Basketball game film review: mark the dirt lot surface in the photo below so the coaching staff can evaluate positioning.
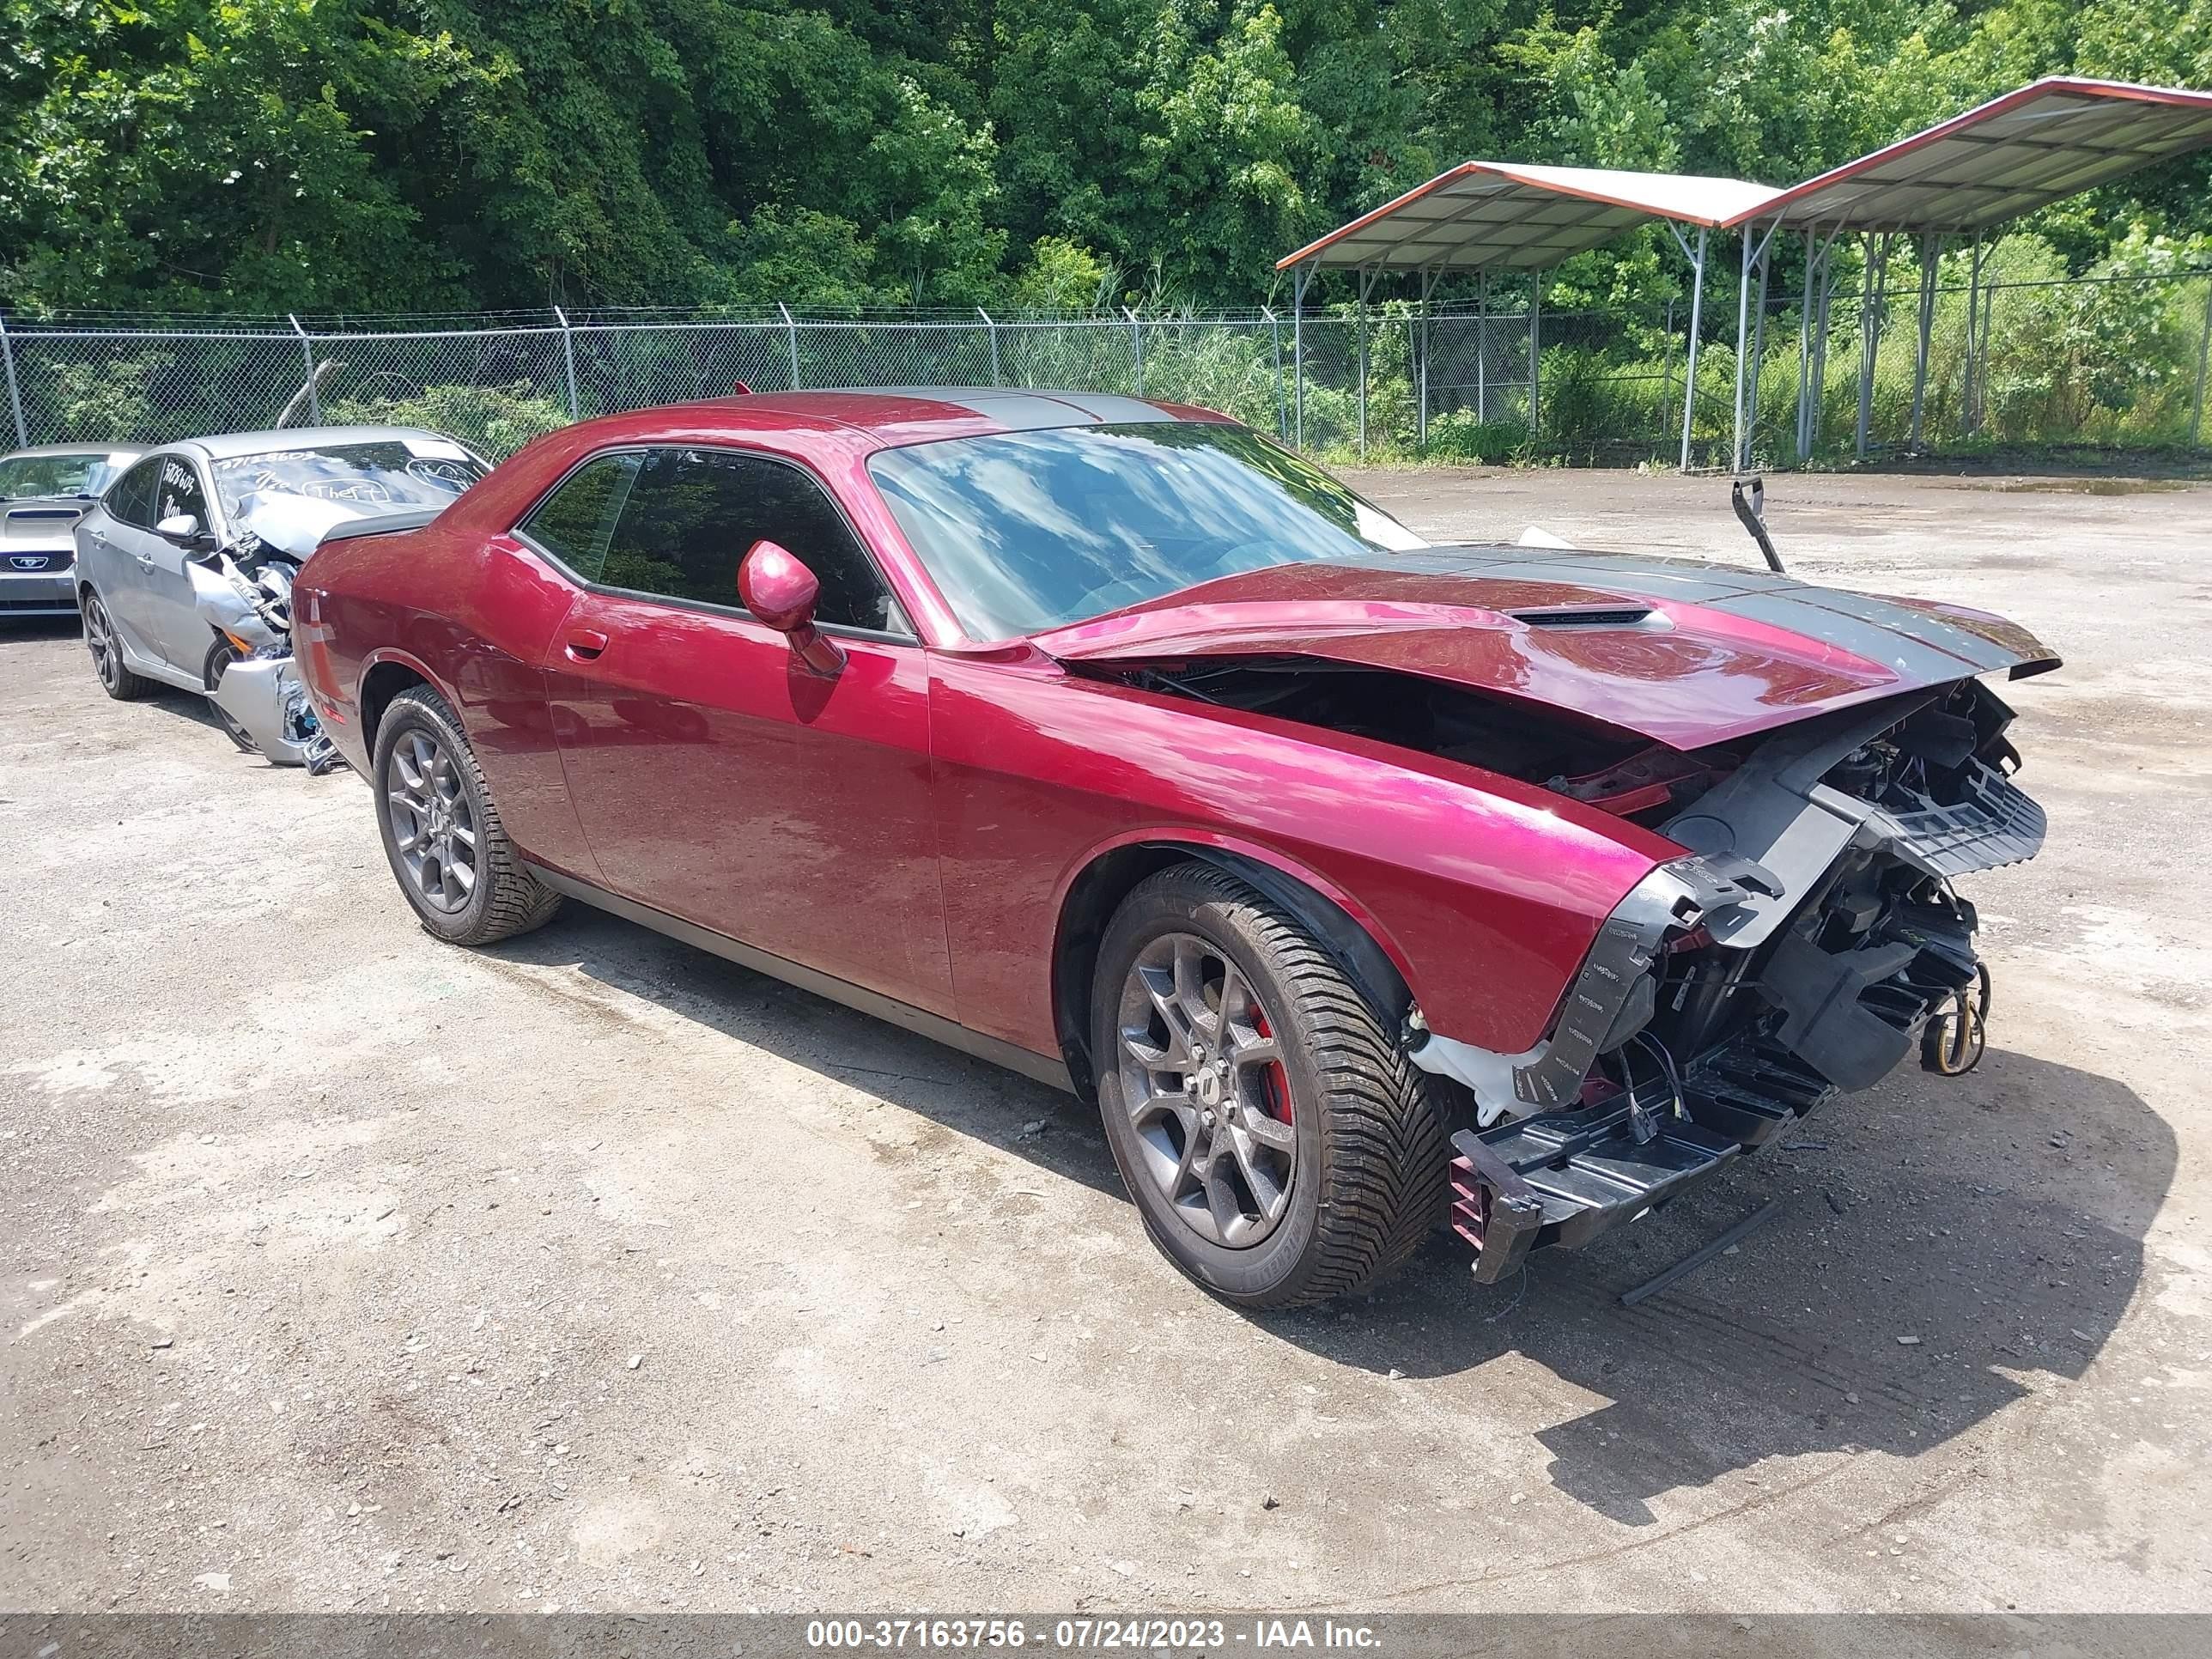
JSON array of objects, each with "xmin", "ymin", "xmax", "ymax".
[{"xmin": 3, "ymin": 469, "xmax": 2209, "ymax": 1615}]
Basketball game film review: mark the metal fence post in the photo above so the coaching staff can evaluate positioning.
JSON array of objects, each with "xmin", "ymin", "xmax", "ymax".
[
  {"xmin": 553, "ymin": 306, "xmax": 580, "ymax": 421},
  {"xmin": 779, "ymin": 304, "xmax": 801, "ymax": 390},
  {"xmin": 0, "ymin": 313, "xmax": 27, "ymax": 448},
  {"xmin": 289, "ymin": 313, "xmax": 321, "ymax": 426},
  {"xmin": 979, "ymin": 308, "xmax": 1000, "ymax": 386},
  {"xmin": 1267, "ymin": 307, "xmax": 1285, "ymax": 439},
  {"xmin": 1125, "ymin": 307, "xmax": 1143, "ymax": 395}
]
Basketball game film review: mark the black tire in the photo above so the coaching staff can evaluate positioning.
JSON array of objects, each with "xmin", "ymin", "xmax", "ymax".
[
  {"xmin": 203, "ymin": 641, "xmax": 258, "ymax": 753},
  {"xmin": 82, "ymin": 588, "xmax": 155, "ymax": 701},
  {"xmin": 1091, "ymin": 861, "xmax": 1449, "ymax": 1309},
  {"xmin": 372, "ymin": 685, "xmax": 562, "ymax": 945}
]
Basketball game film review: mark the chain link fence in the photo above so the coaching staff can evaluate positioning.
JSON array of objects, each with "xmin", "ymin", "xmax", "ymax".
[{"xmin": 3, "ymin": 273, "xmax": 2206, "ymax": 467}]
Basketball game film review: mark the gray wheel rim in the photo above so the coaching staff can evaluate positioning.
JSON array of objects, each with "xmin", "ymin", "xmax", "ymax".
[
  {"xmin": 1115, "ymin": 932, "xmax": 1297, "ymax": 1249},
  {"xmin": 84, "ymin": 595, "xmax": 119, "ymax": 691},
  {"xmin": 385, "ymin": 728, "xmax": 479, "ymax": 915}
]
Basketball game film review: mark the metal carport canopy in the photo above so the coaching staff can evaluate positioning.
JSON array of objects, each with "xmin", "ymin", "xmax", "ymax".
[
  {"xmin": 1731, "ymin": 77, "xmax": 2212, "ymax": 233},
  {"xmin": 1273, "ymin": 164, "xmax": 1781, "ymax": 462},
  {"xmin": 1275, "ymin": 162, "xmax": 1782, "ymax": 272},
  {"xmin": 1729, "ymin": 78, "xmax": 2212, "ymax": 471}
]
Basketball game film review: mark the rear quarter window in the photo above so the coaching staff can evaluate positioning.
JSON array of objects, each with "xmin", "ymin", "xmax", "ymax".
[{"xmin": 518, "ymin": 453, "xmax": 640, "ymax": 581}]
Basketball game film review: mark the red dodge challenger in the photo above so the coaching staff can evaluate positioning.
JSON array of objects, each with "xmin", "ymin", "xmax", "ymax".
[{"xmin": 295, "ymin": 389, "xmax": 2057, "ymax": 1306}]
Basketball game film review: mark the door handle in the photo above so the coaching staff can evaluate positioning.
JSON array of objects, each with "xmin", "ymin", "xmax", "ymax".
[{"xmin": 564, "ymin": 628, "xmax": 610, "ymax": 662}]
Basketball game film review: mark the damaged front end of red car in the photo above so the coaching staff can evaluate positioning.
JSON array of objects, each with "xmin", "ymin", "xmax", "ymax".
[
  {"xmin": 1044, "ymin": 554, "xmax": 2056, "ymax": 1284},
  {"xmin": 1419, "ymin": 675, "xmax": 2044, "ymax": 1281}
]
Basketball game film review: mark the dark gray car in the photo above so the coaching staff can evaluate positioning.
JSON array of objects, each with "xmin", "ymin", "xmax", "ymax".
[{"xmin": 0, "ymin": 444, "xmax": 146, "ymax": 617}]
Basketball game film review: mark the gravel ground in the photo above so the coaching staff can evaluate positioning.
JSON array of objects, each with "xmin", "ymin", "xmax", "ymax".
[{"xmin": 3, "ymin": 468, "xmax": 2208, "ymax": 1614}]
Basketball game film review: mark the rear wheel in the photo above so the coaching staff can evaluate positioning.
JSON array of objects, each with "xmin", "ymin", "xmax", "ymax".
[
  {"xmin": 82, "ymin": 590, "xmax": 154, "ymax": 701},
  {"xmin": 1091, "ymin": 862, "xmax": 1448, "ymax": 1309},
  {"xmin": 372, "ymin": 685, "xmax": 562, "ymax": 945}
]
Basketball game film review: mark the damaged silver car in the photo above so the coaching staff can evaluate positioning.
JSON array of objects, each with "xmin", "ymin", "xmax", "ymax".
[{"xmin": 73, "ymin": 427, "xmax": 488, "ymax": 767}]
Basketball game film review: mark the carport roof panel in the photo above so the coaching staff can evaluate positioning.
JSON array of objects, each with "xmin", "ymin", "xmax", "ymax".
[
  {"xmin": 1738, "ymin": 77, "xmax": 2212, "ymax": 232},
  {"xmin": 1276, "ymin": 162, "xmax": 1784, "ymax": 271}
]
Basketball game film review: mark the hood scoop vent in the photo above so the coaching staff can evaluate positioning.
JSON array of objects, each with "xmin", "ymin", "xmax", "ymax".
[{"xmin": 1508, "ymin": 605, "xmax": 1655, "ymax": 629}]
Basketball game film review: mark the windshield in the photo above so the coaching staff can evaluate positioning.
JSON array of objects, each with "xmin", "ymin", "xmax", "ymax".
[
  {"xmin": 0, "ymin": 451, "xmax": 133, "ymax": 501},
  {"xmin": 866, "ymin": 422, "xmax": 1427, "ymax": 640},
  {"xmin": 208, "ymin": 441, "xmax": 486, "ymax": 521}
]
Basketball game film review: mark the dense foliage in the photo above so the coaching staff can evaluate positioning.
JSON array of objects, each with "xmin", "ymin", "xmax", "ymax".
[{"xmin": 3, "ymin": 2, "xmax": 2208, "ymax": 317}]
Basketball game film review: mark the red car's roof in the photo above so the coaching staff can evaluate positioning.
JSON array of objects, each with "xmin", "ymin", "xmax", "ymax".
[{"xmin": 667, "ymin": 387, "xmax": 1229, "ymax": 446}]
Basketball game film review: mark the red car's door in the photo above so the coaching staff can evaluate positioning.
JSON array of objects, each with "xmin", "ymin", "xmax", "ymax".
[{"xmin": 526, "ymin": 444, "xmax": 954, "ymax": 1016}]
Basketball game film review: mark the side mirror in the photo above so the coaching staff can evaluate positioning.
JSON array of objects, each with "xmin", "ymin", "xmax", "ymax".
[
  {"xmin": 155, "ymin": 513, "xmax": 212, "ymax": 551},
  {"xmin": 738, "ymin": 540, "xmax": 846, "ymax": 677}
]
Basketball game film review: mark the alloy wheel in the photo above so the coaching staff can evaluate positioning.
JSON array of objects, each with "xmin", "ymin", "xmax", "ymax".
[
  {"xmin": 1115, "ymin": 932, "xmax": 1298, "ymax": 1248},
  {"xmin": 83, "ymin": 595, "xmax": 119, "ymax": 692},
  {"xmin": 386, "ymin": 728, "xmax": 479, "ymax": 914}
]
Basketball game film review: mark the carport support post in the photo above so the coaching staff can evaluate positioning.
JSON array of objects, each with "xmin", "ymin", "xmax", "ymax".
[
  {"xmin": 1909, "ymin": 233, "xmax": 1941, "ymax": 451},
  {"xmin": 2191, "ymin": 276, "xmax": 2211, "ymax": 447},
  {"xmin": 289, "ymin": 314, "xmax": 320, "ymax": 427},
  {"xmin": 553, "ymin": 307, "xmax": 580, "ymax": 421},
  {"xmin": 1730, "ymin": 220, "xmax": 1778, "ymax": 473},
  {"xmin": 1356, "ymin": 265, "xmax": 1372, "ymax": 460},
  {"xmin": 1671, "ymin": 225, "xmax": 1710, "ymax": 472},
  {"xmin": 779, "ymin": 303, "xmax": 801, "ymax": 390},
  {"xmin": 1747, "ymin": 232, "xmax": 1772, "ymax": 463},
  {"xmin": 1417, "ymin": 265, "xmax": 1442, "ymax": 447},
  {"xmin": 0, "ymin": 313, "xmax": 26, "ymax": 449},
  {"xmin": 1528, "ymin": 271, "xmax": 1542, "ymax": 437},
  {"xmin": 1796, "ymin": 233, "xmax": 1816, "ymax": 459},
  {"xmin": 1291, "ymin": 264, "xmax": 1308, "ymax": 448},
  {"xmin": 1475, "ymin": 270, "xmax": 1489, "ymax": 423},
  {"xmin": 1855, "ymin": 233, "xmax": 1892, "ymax": 461}
]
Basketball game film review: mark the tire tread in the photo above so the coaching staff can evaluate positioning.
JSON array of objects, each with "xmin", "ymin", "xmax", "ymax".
[
  {"xmin": 1104, "ymin": 862, "xmax": 1449, "ymax": 1309},
  {"xmin": 377, "ymin": 687, "xmax": 562, "ymax": 945}
]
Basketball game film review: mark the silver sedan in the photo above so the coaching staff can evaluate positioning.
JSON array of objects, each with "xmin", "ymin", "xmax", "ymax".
[{"xmin": 73, "ymin": 425, "xmax": 487, "ymax": 702}]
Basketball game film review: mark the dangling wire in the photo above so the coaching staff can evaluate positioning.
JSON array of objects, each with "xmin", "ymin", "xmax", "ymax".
[{"xmin": 1631, "ymin": 1031, "xmax": 1688, "ymax": 1121}]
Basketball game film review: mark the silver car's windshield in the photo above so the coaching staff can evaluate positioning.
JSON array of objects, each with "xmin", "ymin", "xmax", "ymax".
[
  {"xmin": 865, "ymin": 422, "xmax": 1426, "ymax": 641},
  {"xmin": 208, "ymin": 441, "xmax": 486, "ymax": 521},
  {"xmin": 0, "ymin": 452, "xmax": 131, "ymax": 500}
]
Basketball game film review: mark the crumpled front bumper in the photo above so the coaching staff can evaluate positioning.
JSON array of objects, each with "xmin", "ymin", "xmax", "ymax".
[{"xmin": 210, "ymin": 654, "xmax": 336, "ymax": 769}]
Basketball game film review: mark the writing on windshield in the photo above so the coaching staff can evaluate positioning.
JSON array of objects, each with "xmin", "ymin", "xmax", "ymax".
[{"xmin": 210, "ymin": 442, "xmax": 484, "ymax": 521}]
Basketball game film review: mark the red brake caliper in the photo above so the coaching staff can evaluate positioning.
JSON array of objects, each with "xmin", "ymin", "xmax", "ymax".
[{"xmin": 1251, "ymin": 1007, "xmax": 1292, "ymax": 1122}]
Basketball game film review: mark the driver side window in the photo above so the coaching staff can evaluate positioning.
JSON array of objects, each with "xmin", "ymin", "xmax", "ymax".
[
  {"xmin": 150, "ymin": 456, "xmax": 210, "ymax": 532},
  {"xmin": 606, "ymin": 447, "xmax": 907, "ymax": 633}
]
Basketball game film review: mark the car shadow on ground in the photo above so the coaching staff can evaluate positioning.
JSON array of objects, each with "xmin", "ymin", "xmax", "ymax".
[
  {"xmin": 488, "ymin": 903, "xmax": 2169, "ymax": 1528},
  {"xmin": 3, "ymin": 614, "xmax": 232, "ymax": 737}
]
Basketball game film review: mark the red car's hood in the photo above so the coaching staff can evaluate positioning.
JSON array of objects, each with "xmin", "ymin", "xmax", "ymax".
[{"xmin": 1029, "ymin": 546, "xmax": 2060, "ymax": 749}]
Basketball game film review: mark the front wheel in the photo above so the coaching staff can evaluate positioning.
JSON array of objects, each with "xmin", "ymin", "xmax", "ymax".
[
  {"xmin": 372, "ymin": 685, "xmax": 562, "ymax": 945},
  {"xmin": 1091, "ymin": 862, "xmax": 1448, "ymax": 1309},
  {"xmin": 204, "ymin": 641, "xmax": 258, "ymax": 753}
]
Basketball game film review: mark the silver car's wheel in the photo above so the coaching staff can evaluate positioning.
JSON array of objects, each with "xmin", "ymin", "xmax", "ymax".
[
  {"xmin": 1116, "ymin": 931, "xmax": 1298, "ymax": 1248},
  {"xmin": 385, "ymin": 727, "xmax": 479, "ymax": 914},
  {"xmin": 82, "ymin": 591, "xmax": 154, "ymax": 701}
]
